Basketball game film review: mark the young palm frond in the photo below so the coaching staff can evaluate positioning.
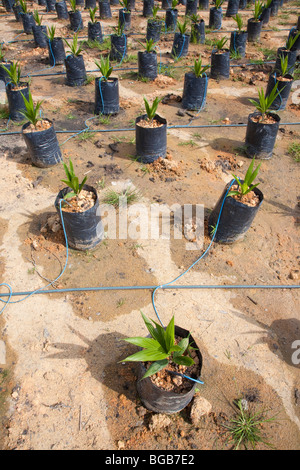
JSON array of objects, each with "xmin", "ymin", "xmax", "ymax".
[{"xmin": 20, "ymin": 90, "xmax": 43, "ymax": 127}]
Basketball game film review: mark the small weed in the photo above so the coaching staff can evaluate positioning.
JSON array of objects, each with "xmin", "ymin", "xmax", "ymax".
[
  {"xmin": 123, "ymin": 53, "xmax": 138, "ymax": 63},
  {"xmin": 27, "ymin": 267, "xmax": 35, "ymax": 275},
  {"xmin": 234, "ymin": 144, "xmax": 248, "ymax": 156},
  {"xmin": 0, "ymin": 106, "xmax": 10, "ymax": 119},
  {"xmin": 138, "ymin": 75, "xmax": 150, "ymax": 83},
  {"xmin": 97, "ymin": 177, "xmax": 106, "ymax": 189},
  {"xmin": 178, "ymin": 139, "xmax": 197, "ymax": 147},
  {"xmin": 287, "ymin": 141, "xmax": 300, "ymax": 162},
  {"xmin": 224, "ymin": 349, "xmax": 231, "ymax": 360},
  {"xmin": 230, "ymin": 49, "xmax": 242, "ymax": 60},
  {"xmin": 98, "ymin": 115, "xmax": 111, "ymax": 125},
  {"xmin": 102, "ymin": 186, "xmax": 140, "ymax": 207},
  {"xmin": 85, "ymin": 74, "xmax": 95, "ymax": 85},
  {"xmin": 259, "ymin": 47, "xmax": 277, "ymax": 60},
  {"xmin": 66, "ymin": 113, "xmax": 76, "ymax": 120},
  {"xmin": 117, "ymin": 298, "xmax": 125, "ymax": 308},
  {"xmin": 84, "ymin": 37, "xmax": 110, "ymax": 51},
  {"xmin": 222, "ymin": 398, "xmax": 279, "ymax": 450},
  {"xmin": 192, "ymin": 132, "xmax": 203, "ymax": 139},
  {"xmin": 76, "ymin": 130, "xmax": 94, "ymax": 141},
  {"xmin": 131, "ymin": 242, "xmax": 144, "ymax": 251}
]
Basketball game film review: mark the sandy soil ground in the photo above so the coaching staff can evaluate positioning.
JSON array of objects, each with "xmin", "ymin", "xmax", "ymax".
[{"xmin": 0, "ymin": 0, "xmax": 299, "ymax": 451}]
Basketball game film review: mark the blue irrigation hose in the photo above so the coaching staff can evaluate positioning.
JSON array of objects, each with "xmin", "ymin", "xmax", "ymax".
[
  {"xmin": 151, "ymin": 180, "xmax": 235, "ymax": 327},
  {"xmin": 0, "ymin": 121, "xmax": 300, "ymax": 136},
  {"xmin": 0, "ymin": 198, "xmax": 69, "ymax": 314}
]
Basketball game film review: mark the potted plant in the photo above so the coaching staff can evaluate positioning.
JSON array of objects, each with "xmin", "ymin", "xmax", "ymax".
[
  {"xmin": 182, "ymin": 56, "xmax": 209, "ymax": 111},
  {"xmin": 64, "ymin": 33, "xmax": 87, "ymax": 86},
  {"xmin": 143, "ymin": 0, "xmax": 154, "ymax": 18},
  {"xmin": 245, "ymin": 84, "xmax": 281, "ymax": 159},
  {"xmin": 1, "ymin": 61, "xmax": 29, "ymax": 121},
  {"xmin": 210, "ymin": 36, "xmax": 230, "ymax": 80},
  {"xmin": 287, "ymin": 25, "xmax": 300, "ymax": 52},
  {"xmin": 88, "ymin": 6, "xmax": 103, "ymax": 42},
  {"xmin": 247, "ymin": 0, "xmax": 264, "ymax": 43},
  {"xmin": 32, "ymin": 10, "xmax": 48, "ymax": 48},
  {"xmin": 94, "ymin": 56, "xmax": 119, "ymax": 115},
  {"xmin": 225, "ymin": 0, "xmax": 239, "ymax": 17},
  {"xmin": 230, "ymin": 14, "xmax": 247, "ymax": 58},
  {"xmin": 135, "ymin": 97, "xmax": 167, "ymax": 163},
  {"xmin": 21, "ymin": 91, "xmax": 62, "ymax": 168},
  {"xmin": 146, "ymin": 5, "xmax": 162, "ymax": 42},
  {"xmin": 19, "ymin": 0, "xmax": 35, "ymax": 34},
  {"xmin": 274, "ymin": 32, "xmax": 299, "ymax": 75},
  {"xmin": 99, "ymin": 0, "xmax": 112, "ymax": 19},
  {"xmin": 13, "ymin": 0, "xmax": 23, "ymax": 22},
  {"xmin": 199, "ymin": 0, "xmax": 209, "ymax": 9},
  {"xmin": 119, "ymin": 0, "xmax": 131, "ymax": 31},
  {"xmin": 69, "ymin": 0, "xmax": 83, "ymax": 31},
  {"xmin": 4, "ymin": 0, "xmax": 14, "ymax": 11},
  {"xmin": 137, "ymin": 38, "xmax": 158, "ymax": 81},
  {"xmin": 165, "ymin": 0, "xmax": 178, "ymax": 31},
  {"xmin": 45, "ymin": 0, "xmax": 56, "ymax": 12},
  {"xmin": 55, "ymin": 159, "xmax": 104, "ymax": 251},
  {"xmin": 269, "ymin": 0, "xmax": 280, "ymax": 17},
  {"xmin": 260, "ymin": 0, "xmax": 272, "ymax": 26},
  {"xmin": 190, "ymin": 14, "xmax": 205, "ymax": 45},
  {"xmin": 185, "ymin": 0, "xmax": 197, "ymax": 17},
  {"xmin": 121, "ymin": 312, "xmax": 203, "ymax": 414},
  {"xmin": 208, "ymin": 0, "xmax": 224, "ymax": 31},
  {"xmin": 85, "ymin": 0, "xmax": 96, "ymax": 7},
  {"xmin": 208, "ymin": 158, "xmax": 263, "ymax": 243},
  {"xmin": 265, "ymin": 55, "xmax": 294, "ymax": 111},
  {"xmin": 127, "ymin": 0, "xmax": 135, "ymax": 9},
  {"xmin": 110, "ymin": 20, "xmax": 127, "ymax": 62},
  {"xmin": 0, "ymin": 45, "xmax": 12, "ymax": 84},
  {"xmin": 46, "ymin": 26, "xmax": 66, "ymax": 66},
  {"xmin": 55, "ymin": 0, "xmax": 69, "ymax": 19},
  {"xmin": 171, "ymin": 19, "xmax": 190, "ymax": 59}
]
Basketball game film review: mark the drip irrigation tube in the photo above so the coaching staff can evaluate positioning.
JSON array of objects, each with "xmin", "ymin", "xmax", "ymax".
[
  {"xmin": 0, "ymin": 283, "xmax": 299, "ymax": 298},
  {"xmin": 20, "ymin": 60, "xmax": 278, "ymax": 78},
  {"xmin": 0, "ymin": 122, "xmax": 299, "ymax": 137}
]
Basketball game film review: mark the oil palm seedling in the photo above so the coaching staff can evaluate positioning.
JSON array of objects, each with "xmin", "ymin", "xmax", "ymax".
[
  {"xmin": 94, "ymin": 56, "xmax": 119, "ymax": 115},
  {"xmin": 55, "ymin": 159, "xmax": 104, "ymax": 251},
  {"xmin": 61, "ymin": 159, "xmax": 87, "ymax": 200},
  {"xmin": 230, "ymin": 14, "xmax": 247, "ymax": 58},
  {"xmin": 171, "ymin": 19, "xmax": 190, "ymax": 59},
  {"xmin": 208, "ymin": 157, "xmax": 264, "ymax": 243},
  {"xmin": 69, "ymin": 0, "xmax": 83, "ymax": 31},
  {"xmin": 209, "ymin": 0, "xmax": 224, "ymax": 30},
  {"xmin": 137, "ymin": 38, "xmax": 158, "ymax": 81},
  {"xmin": 110, "ymin": 20, "xmax": 127, "ymax": 62},
  {"xmin": 265, "ymin": 54, "xmax": 294, "ymax": 110},
  {"xmin": 46, "ymin": 26, "xmax": 66, "ymax": 66},
  {"xmin": 21, "ymin": 91, "xmax": 62, "ymax": 168},
  {"xmin": 135, "ymin": 96, "xmax": 167, "ymax": 163},
  {"xmin": 227, "ymin": 157, "xmax": 261, "ymax": 199},
  {"xmin": 182, "ymin": 56, "xmax": 209, "ymax": 110},
  {"xmin": 245, "ymin": 83, "xmax": 281, "ymax": 159},
  {"xmin": 211, "ymin": 37, "xmax": 230, "ymax": 79},
  {"xmin": 88, "ymin": 7, "xmax": 103, "ymax": 43},
  {"xmin": 247, "ymin": 0, "xmax": 264, "ymax": 42},
  {"xmin": 64, "ymin": 33, "xmax": 87, "ymax": 86},
  {"xmin": 121, "ymin": 312, "xmax": 203, "ymax": 414}
]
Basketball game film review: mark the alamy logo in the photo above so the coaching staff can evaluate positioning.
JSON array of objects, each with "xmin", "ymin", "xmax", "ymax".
[
  {"xmin": 291, "ymin": 80, "xmax": 300, "ymax": 105},
  {"xmin": 291, "ymin": 340, "xmax": 300, "ymax": 366},
  {"xmin": 97, "ymin": 201, "xmax": 205, "ymax": 250}
]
